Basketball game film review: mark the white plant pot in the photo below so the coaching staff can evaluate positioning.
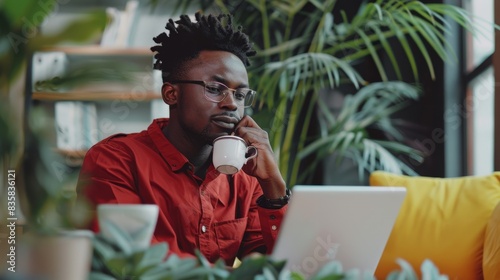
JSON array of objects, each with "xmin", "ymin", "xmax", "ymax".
[{"xmin": 20, "ymin": 230, "xmax": 93, "ymax": 280}]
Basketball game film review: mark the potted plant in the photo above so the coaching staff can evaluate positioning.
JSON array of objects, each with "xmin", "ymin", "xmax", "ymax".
[{"xmin": 89, "ymin": 220, "xmax": 449, "ymax": 280}]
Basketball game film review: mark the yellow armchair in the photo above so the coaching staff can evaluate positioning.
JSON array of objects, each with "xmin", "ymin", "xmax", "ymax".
[{"xmin": 369, "ymin": 171, "xmax": 500, "ymax": 279}]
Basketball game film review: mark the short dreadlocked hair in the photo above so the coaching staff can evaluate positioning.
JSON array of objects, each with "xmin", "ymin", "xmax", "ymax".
[{"xmin": 151, "ymin": 12, "xmax": 256, "ymax": 82}]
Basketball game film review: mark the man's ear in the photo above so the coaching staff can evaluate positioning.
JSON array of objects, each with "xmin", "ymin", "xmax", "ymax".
[{"xmin": 161, "ymin": 83, "xmax": 178, "ymax": 105}]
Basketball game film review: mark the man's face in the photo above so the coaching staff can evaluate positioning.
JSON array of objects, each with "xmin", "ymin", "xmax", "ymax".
[{"xmin": 172, "ymin": 50, "xmax": 249, "ymax": 143}]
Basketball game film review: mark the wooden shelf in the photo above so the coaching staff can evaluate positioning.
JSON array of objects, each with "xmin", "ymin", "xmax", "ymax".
[
  {"xmin": 32, "ymin": 91, "xmax": 161, "ymax": 101},
  {"xmin": 39, "ymin": 45, "xmax": 153, "ymax": 56}
]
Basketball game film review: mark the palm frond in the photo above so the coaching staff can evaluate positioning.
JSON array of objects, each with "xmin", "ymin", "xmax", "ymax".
[
  {"xmin": 262, "ymin": 53, "xmax": 364, "ymax": 100},
  {"xmin": 321, "ymin": 0, "xmax": 476, "ymax": 81},
  {"xmin": 335, "ymin": 81, "xmax": 420, "ymax": 125},
  {"xmin": 297, "ymin": 81, "xmax": 422, "ymax": 179}
]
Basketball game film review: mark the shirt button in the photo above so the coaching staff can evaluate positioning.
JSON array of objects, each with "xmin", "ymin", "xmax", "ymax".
[
  {"xmin": 270, "ymin": 215, "xmax": 276, "ymax": 220},
  {"xmin": 271, "ymin": 225, "xmax": 277, "ymax": 231},
  {"xmin": 201, "ymin": 225, "xmax": 207, "ymax": 233}
]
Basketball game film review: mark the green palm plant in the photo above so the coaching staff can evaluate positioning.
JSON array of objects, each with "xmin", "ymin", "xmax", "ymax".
[
  {"xmin": 171, "ymin": 0, "xmax": 484, "ymax": 185},
  {"xmin": 298, "ymin": 81, "xmax": 424, "ymax": 182}
]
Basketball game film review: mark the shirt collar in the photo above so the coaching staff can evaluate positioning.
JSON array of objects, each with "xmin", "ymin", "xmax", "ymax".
[
  {"xmin": 147, "ymin": 118, "xmax": 189, "ymax": 172},
  {"xmin": 147, "ymin": 119, "xmax": 223, "ymax": 178}
]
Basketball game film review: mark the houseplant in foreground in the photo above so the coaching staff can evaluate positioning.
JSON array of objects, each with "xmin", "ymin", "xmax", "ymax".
[
  {"xmin": 0, "ymin": 1, "xmax": 138, "ymax": 278},
  {"xmin": 89, "ymin": 220, "xmax": 448, "ymax": 280}
]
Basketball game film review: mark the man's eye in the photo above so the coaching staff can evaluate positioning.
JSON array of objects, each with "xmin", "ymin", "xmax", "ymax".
[
  {"xmin": 206, "ymin": 84, "xmax": 225, "ymax": 95},
  {"xmin": 234, "ymin": 91, "xmax": 246, "ymax": 100}
]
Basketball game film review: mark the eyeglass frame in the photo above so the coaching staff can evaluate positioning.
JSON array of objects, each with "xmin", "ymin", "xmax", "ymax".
[{"xmin": 166, "ymin": 80, "xmax": 257, "ymax": 108}]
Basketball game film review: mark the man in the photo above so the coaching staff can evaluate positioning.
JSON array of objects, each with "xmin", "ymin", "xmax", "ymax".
[{"xmin": 77, "ymin": 12, "xmax": 290, "ymax": 266}]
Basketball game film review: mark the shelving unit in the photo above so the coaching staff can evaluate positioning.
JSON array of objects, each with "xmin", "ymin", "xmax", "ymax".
[
  {"xmin": 23, "ymin": 0, "xmax": 183, "ymax": 172},
  {"xmin": 27, "ymin": 46, "xmax": 168, "ymax": 166}
]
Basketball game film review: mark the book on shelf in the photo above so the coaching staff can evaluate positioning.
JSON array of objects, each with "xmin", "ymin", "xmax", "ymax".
[
  {"xmin": 55, "ymin": 101, "xmax": 98, "ymax": 151},
  {"xmin": 101, "ymin": 0, "xmax": 139, "ymax": 47},
  {"xmin": 100, "ymin": 7, "xmax": 121, "ymax": 47}
]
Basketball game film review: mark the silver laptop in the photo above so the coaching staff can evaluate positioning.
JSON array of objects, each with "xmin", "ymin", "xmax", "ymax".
[{"xmin": 271, "ymin": 185, "xmax": 406, "ymax": 278}]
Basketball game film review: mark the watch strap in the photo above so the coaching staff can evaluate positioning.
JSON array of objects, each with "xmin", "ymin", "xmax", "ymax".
[{"xmin": 257, "ymin": 188, "xmax": 292, "ymax": 209}]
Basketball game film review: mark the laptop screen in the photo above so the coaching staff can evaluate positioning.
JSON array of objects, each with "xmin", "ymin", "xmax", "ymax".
[{"xmin": 270, "ymin": 185, "xmax": 406, "ymax": 278}]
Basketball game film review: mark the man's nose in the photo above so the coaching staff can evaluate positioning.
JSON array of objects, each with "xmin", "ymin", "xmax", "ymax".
[{"xmin": 218, "ymin": 90, "xmax": 239, "ymax": 109}]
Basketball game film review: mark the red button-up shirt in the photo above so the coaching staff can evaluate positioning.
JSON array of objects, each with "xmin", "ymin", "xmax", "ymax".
[{"xmin": 78, "ymin": 118, "xmax": 287, "ymax": 265}]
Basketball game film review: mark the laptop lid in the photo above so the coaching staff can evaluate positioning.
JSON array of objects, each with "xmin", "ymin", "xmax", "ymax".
[{"xmin": 270, "ymin": 185, "xmax": 406, "ymax": 278}]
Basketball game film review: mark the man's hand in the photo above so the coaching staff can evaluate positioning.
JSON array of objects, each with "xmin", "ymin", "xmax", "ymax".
[{"xmin": 234, "ymin": 115, "xmax": 286, "ymax": 199}]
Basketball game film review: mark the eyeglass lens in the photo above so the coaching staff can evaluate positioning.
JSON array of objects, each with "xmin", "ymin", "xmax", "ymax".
[{"xmin": 204, "ymin": 82, "xmax": 255, "ymax": 107}]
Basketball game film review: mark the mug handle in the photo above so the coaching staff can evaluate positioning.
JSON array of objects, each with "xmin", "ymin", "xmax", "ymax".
[{"xmin": 244, "ymin": 146, "xmax": 258, "ymax": 164}]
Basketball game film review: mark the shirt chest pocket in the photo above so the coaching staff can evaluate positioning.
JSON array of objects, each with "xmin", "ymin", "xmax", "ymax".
[{"xmin": 214, "ymin": 217, "xmax": 248, "ymax": 263}]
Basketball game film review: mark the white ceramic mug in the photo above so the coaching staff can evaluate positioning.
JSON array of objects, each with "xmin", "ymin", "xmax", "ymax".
[
  {"xmin": 213, "ymin": 135, "xmax": 258, "ymax": 174},
  {"xmin": 97, "ymin": 204, "xmax": 159, "ymax": 250}
]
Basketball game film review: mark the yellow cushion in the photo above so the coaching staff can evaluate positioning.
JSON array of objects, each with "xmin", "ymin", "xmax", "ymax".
[
  {"xmin": 484, "ymin": 202, "xmax": 500, "ymax": 280},
  {"xmin": 369, "ymin": 171, "xmax": 500, "ymax": 279}
]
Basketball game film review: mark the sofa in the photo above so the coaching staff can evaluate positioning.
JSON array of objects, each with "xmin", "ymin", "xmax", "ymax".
[{"xmin": 369, "ymin": 171, "xmax": 500, "ymax": 279}]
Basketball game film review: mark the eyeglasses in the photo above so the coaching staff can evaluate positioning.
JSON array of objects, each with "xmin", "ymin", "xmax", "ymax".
[{"xmin": 169, "ymin": 80, "xmax": 256, "ymax": 108}]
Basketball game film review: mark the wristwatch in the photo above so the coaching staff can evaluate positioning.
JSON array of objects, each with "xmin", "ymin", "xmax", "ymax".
[{"xmin": 257, "ymin": 188, "xmax": 292, "ymax": 209}]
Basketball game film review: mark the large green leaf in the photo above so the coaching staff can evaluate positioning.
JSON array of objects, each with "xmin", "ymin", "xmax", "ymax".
[
  {"xmin": 133, "ymin": 243, "xmax": 169, "ymax": 275},
  {"xmin": 99, "ymin": 219, "xmax": 134, "ymax": 255},
  {"xmin": 3, "ymin": 0, "xmax": 54, "ymax": 28}
]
